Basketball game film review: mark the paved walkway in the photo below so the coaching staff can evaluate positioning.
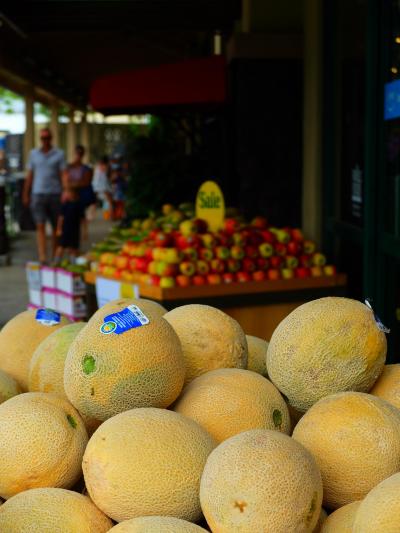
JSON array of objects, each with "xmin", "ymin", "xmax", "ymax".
[{"xmin": 0, "ymin": 212, "xmax": 111, "ymax": 326}]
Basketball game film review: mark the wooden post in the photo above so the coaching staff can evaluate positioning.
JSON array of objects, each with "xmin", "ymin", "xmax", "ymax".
[
  {"xmin": 66, "ymin": 108, "xmax": 77, "ymax": 162},
  {"xmin": 23, "ymin": 92, "xmax": 35, "ymax": 167},
  {"xmin": 302, "ymin": 0, "xmax": 322, "ymax": 243}
]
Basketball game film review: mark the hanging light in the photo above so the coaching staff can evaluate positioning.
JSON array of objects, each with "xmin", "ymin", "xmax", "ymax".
[{"xmin": 391, "ymin": 67, "xmax": 398, "ymax": 74}]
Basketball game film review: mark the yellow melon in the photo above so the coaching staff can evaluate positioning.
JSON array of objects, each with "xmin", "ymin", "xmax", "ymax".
[
  {"xmin": 200, "ymin": 429, "xmax": 323, "ymax": 533},
  {"xmin": 173, "ymin": 368, "xmax": 290, "ymax": 443},
  {"xmin": 313, "ymin": 508, "xmax": 328, "ymax": 532},
  {"xmin": 64, "ymin": 300, "xmax": 185, "ymax": 421},
  {"xmin": 246, "ymin": 334, "xmax": 268, "ymax": 376},
  {"xmin": 370, "ymin": 364, "xmax": 400, "ymax": 409},
  {"xmin": 102, "ymin": 297, "xmax": 167, "ymax": 319},
  {"xmin": 0, "ymin": 309, "xmax": 69, "ymax": 390},
  {"xmin": 292, "ymin": 391, "xmax": 400, "ymax": 509},
  {"xmin": 0, "ymin": 369, "xmax": 20, "ymax": 404},
  {"xmin": 109, "ymin": 516, "xmax": 208, "ymax": 532},
  {"xmin": 164, "ymin": 304, "xmax": 247, "ymax": 384},
  {"xmin": 0, "ymin": 487, "xmax": 112, "ymax": 532},
  {"xmin": 352, "ymin": 472, "xmax": 400, "ymax": 532},
  {"xmin": 83, "ymin": 407, "xmax": 215, "ymax": 523},
  {"xmin": 0, "ymin": 392, "xmax": 88, "ymax": 499},
  {"xmin": 29, "ymin": 322, "xmax": 86, "ymax": 395},
  {"xmin": 266, "ymin": 297, "xmax": 387, "ymax": 412},
  {"xmin": 320, "ymin": 501, "xmax": 361, "ymax": 533}
]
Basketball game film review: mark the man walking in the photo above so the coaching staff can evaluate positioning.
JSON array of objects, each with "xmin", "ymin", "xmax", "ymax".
[{"xmin": 23, "ymin": 127, "xmax": 65, "ymax": 263}]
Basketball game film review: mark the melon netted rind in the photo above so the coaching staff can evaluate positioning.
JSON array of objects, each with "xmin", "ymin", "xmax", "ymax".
[
  {"xmin": 164, "ymin": 304, "xmax": 248, "ymax": 385},
  {"xmin": 0, "ymin": 309, "xmax": 69, "ymax": 390},
  {"xmin": 245, "ymin": 334, "xmax": 268, "ymax": 376},
  {"xmin": 0, "ymin": 369, "xmax": 21, "ymax": 404},
  {"xmin": 0, "ymin": 487, "xmax": 112, "ymax": 532},
  {"xmin": 266, "ymin": 297, "xmax": 387, "ymax": 412},
  {"xmin": 292, "ymin": 391, "xmax": 400, "ymax": 509},
  {"xmin": 0, "ymin": 392, "xmax": 88, "ymax": 499},
  {"xmin": 83, "ymin": 407, "xmax": 216, "ymax": 523},
  {"xmin": 200, "ymin": 429, "xmax": 323, "ymax": 533},
  {"xmin": 313, "ymin": 508, "xmax": 328, "ymax": 533},
  {"xmin": 173, "ymin": 368, "xmax": 290, "ymax": 443},
  {"xmin": 29, "ymin": 322, "xmax": 86, "ymax": 395},
  {"xmin": 370, "ymin": 364, "xmax": 400, "ymax": 409},
  {"xmin": 320, "ymin": 501, "xmax": 361, "ymax": 533},
  {"xmin": 352, "ymin": 472, "xmax": 400, "ymax": 533},
  {"xmin": 64, "ymin": 300, "xmax": 185, "ymax": 421},
  {"xmin": 109, "ymin": 516, "xmax": 208, "ymax": 532}
]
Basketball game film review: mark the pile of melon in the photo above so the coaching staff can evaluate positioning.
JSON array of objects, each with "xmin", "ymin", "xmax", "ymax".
[{"xmin": 0, "ymin": 295, "xmax": 398, "ymax": 532}]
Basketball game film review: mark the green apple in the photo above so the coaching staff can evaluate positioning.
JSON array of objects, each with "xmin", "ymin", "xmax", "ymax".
[
  {"xmin": 160, "ymin": 276, "xmax": 176, "ymax": 288},
  {"xmin": 258, "ymin": 243, "xmax": 274, "ymax": 258}
]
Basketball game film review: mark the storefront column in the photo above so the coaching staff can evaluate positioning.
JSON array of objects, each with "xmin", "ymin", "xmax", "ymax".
[
  {"xmin": 23, "ymin": 92, "xmax": 35, "ymax": 166},
  {"xmin": 81, "ymin": 112, "xmax": 91, "ymax": 162},
  {"xmin": 302, "ymin": 0, "xmax": 322, "ymax": 243},
  {"xmin": 66, "ymin": 108, "xmax": 77, "ymax": 162},
  {"xmin": 50, "ymin": 100, "xmax": 59, "ymax": 147}
]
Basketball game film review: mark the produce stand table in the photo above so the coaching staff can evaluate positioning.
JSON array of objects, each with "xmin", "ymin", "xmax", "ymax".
[{"xmin": 84, "ymin": 272, "xmax": 347, "ymax": 340}]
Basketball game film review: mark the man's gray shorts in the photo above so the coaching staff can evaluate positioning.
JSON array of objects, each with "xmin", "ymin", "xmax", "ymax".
[{"xmin": 30, "ymin": 194, "xmax": 61, "ymax": 227}]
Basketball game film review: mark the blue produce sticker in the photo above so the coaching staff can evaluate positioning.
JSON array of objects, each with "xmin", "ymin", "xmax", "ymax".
[
  {"xmin": 100, "ymin": 304, "xmax": 149, "ymax": 335},
  {"xmin": 35, "ymin": 308, "xmax": 61, "ymax": 326}
]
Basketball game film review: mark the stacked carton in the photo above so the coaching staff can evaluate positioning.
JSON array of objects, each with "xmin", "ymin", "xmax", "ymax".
[{"xmin": 26, "ymin": 263, "xmax": 87, "ymax": 321}]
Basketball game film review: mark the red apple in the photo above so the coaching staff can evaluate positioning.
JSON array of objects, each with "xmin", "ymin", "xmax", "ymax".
[
  {"xmin": 147, "ymin": 274, "xmax": 160, "ymax": 286},
  {"xmin": 256, "ymin": 257, "xmax": 269, "ymax": 270},
  {"xmin": 154, "ymin": 231, "xmax": 173, "ymax": 247},
  {"xmin": 207, "ymin": 273, "xmax": 222, "ymax": 285},
  {"xmin": 303, "ymin": 240, "xmax": 316, "ymax": 254},
  {"xmin": 286, "ymin": 255, "xmax": 299, "ymax": 269},
  {"xmin": 269, "ymin": 256, "xmax": 283, "ymax": 268},
  {"xmin": 274, "ymin": 242, "xmax": 287, "ymax": 257},
  {"xmin": 251, "ymin": 216, "xmax": 268, "ymax": 229},
  {"xmin": 224, "ymin": 218, "xmax": 240, "ymax": 234},
  {"xmin": 260, "ymin": 230, "xmax": 276, "ymax": 243},
  {"xmin": 135, "ymin": 257, "xmax": 150, "ymax": 273},
  {"xmin": 287, "ymin": 240, "xmax": 302, "ymax": 256},
  {"xmin": 244, "ymin": 245, "xmax": 259, "ymax": 259},
  {"xmin": 192, "ymin": 218, "xmax": 208, "ymax": 234},
  {"xmin": 179, "ymin": 261, "xmax": 196, "ymax": 276},
  {"xmin": 267, "ymin": 268, "xmax": 281, "ymax": 280},
  {"xmin": 291, "ymin": 228, "xmax": 304, "ymax": 242},
  {"xmin": 196, "ymin": 260, "xmax": 210, "ymax": 275},
  {"xmin": 310, "ymin": 266, "xmax": 323, "ymax": 277},
  {"xmin": 215, "ymin": 246, "xmax": 230, "ymax": 260},
  {"xmin": 156, "ymin": 262, "xmax": 178, "ymax": 277},
  {"xmin": 299, "ymin": 254, "xmax": 312, "ymax": 267},
  {"xmin": 311, "ymin": 252, "xmax": 326, "ymax": 266},
  {"xmin": 210, "ymin": 258, "xmax": 225, "ymax": 273},
  {"xmin": 217, "ymin": 231, "xmax": 232, "ymax": 247},
  {"xmin": 176, "ymin": 274, "xmax": 191, "ymax": 287},
  {"xmin": 193, "ymin": 275, "xmax": 206, "ymax": 285},
  {"xmin": 281, "ymin": 268, "xmax": 294, "ymax": 279},
  {"xmin": 259, "ymin": 243, "xmax": 274, "ymax": 258},
  {"xmin": 199, "ymin": 248, "xmax": 214, "ymax": 261},
  {"xmin": 295, "ymin": 267, "xmax": 311, "ymax": 278},
  {"xmin": 252, "ymin": 270, "xmax": 266, "ymax": 281},
  {"xmin": 115, "ymin": 255, "xmax": 129, "ymax": 270},
  {"xmin": 231, "ymin": 245, "xmax": 245, "ymax": 260},
  {"xmin": 227, "ymin": 258, "xmax": 241, "ymax": 272},
  {"xmin": 242, "ymin": 257, "xmax": 256, "ymax": 273},
  {"xmin": 222, "ymin": 272, "xmax": 236, "ymax": 284},
  {"xmin": 323, "ymin": 265, "xmax": 337, "ymax": 276},
  {"xmin": 237, "ymin": 271, "xmax": 251, "ymax": 283}
]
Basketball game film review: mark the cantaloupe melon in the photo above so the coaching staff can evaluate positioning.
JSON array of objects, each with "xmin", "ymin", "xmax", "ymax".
[
  {"xmin": 0, "ymin": 369, "xmax": 20, "ymax": 404},
  {"xmin": 266, "ymin": 297, "xmax": 387, "ymax": 412},
  {"xmin": 28, "ymin": 322, "xmax": 100, "ymax": 435},
  {"xmin": 0, "ymin": 487, "xmax": 112, "ymax": 532},
  {"xmin": 83, "ymin": 407, "xmax": 215, "ymax": 523},
  {"xmin": 370, "ymin": 364, "xmax": 400, "ymax": 409},
  {"xmin": 109, "ymin": 516, "xmax": 208, "ymax": 532},
  {"xmin": 292, "ymin": 391, "xmax": 400, "ymax": 509},
  {"xmin": 173, "ymin": 368, "xmax": 290, "ymax": 443},
  {"xmin": 29, "ymin": 322, "xmax": 85, "ymax": 395},
  {"xmin": 246, "ymin": 335, "xmax": 268, "ymax": 376},
  {"xmin": 200, "ymin": 429, "xmax": 323, "ymax": 533},
  {"xmin": 320, "ymin": 501, "xmax": 361, "ymax": 533},
  {"xmin": 103, "ymin": 297, "xmax": 167, "ymax": 319},
  {"xmin": 64, "ymin": 300, "xmax": 185, "ymax": 421},
  {"xmin": 352, "ymin": 472, "xmax": 400, "ymax": 532},
  {"xmin": 313, "ymin": 508, "xmax": 328, "ymax": 532},
  {"xmin": 164, "ymin": 304, "xmax": 247, "ymax": 384},
  {"xmin": 0, "ymin": 309, "xmax": 69, "ymax": 390},
  {"xmin": 0, "ymin": 392, "xmax": 88, "ymax": 499}
]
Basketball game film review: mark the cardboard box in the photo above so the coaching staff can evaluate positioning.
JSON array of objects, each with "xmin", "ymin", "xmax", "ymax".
[
  {"xmin": 56, "ymin": 291, "xmax": 87, "ymax": 318},
  {"xmin": 42, "ymin": 288, "xmax": 57, "ymax": 310},
  {"xmin": 26, "ymin": 262, "xmax": 42, "ymax": 290},
  {"xmin": 28, "ymin": 288, "xmax": 42, "ymax": 307},
  {"xmin": 41, "ymin": 266, "xmax": 57, "ymax": 289},
  {"xmin": 56, "ymin": 269, "xmax": 86, "ymax": 295}
]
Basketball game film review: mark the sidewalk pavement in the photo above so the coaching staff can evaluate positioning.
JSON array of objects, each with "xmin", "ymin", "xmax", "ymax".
[{"xmin": 0, "ymin": 212, "xmax": 111, "ymax": 327}]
